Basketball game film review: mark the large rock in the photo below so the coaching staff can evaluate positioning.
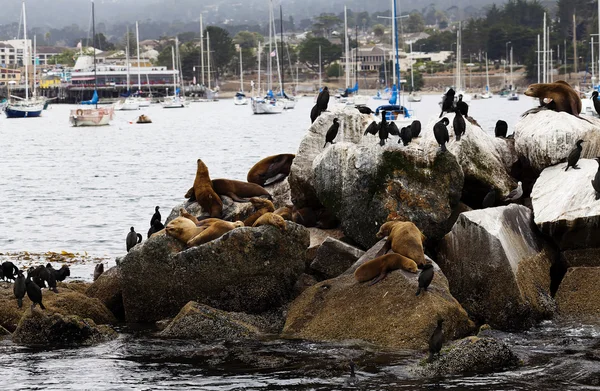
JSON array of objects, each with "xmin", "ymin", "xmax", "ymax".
[
  {"xmin": 0, "ymin": 283, "xmax": 116, "ymax": 332},
  {"xmin": 119, "ymin": 223, "xmax": 309, "ymax": 323},
  {"xmin": 309, "ymin": 237, "xmax": 364, "ymax": 279},
  {"xmin": 417, "ymin": 336, "xmax": 520, "ymax": 377},
  {"xmin": 289, "ymin": 108, "xmax": 373, "ymax": 208},
  {"xmin": 305, "ymin": 227, "xmax": 346, "ymax": 262},
  {"xmin": 531, "ymin": 159, "xmax": 600, "ymax": 250},
  {"xmin": 86, "ymin": 266, "xmax": 124, "ymax": 320},
  {"xmin": 160, "ymin": 301, "xmax": 260, "ymax": 340},
  {"xmin": 313, "ymin": 142, "xmax": 463, "ymax": 248},
  {"xmin": 12, "ymin": 309, "xmax": 117, "ymax": 346},
  {"xmin": 422, "ymin": 113, "xmax": 517, "ymax": 202},
  {"xmin": 560, "ymin": 248, "xmax": 600, "ymax": 268},
  {"xmin": 282, "ymin": 264, "xmax": 474, "ymax": 350},
  {"xmin": 555, "ymin": 267, "xmax": 600, "ymax": 322},
  {"xmin": 514, "ymin": 110, "xmax": 600, "ymax": 173},
  {"xmin": 437, "ymin": 205, "xmax": 555, "ymax": 330}
]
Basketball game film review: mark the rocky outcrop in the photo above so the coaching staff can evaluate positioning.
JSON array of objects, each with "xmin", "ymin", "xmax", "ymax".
[
  {"xmin": 417, "ymin": 336, "xmax": 520, "ymax": 377},
  {"xmin": 12, "ymin": 309, "xmax": 117, "ymax": 346},
  {"xmin": 560, "ymin": 248, "xmax": 600, "ymax": 268},
  {"xmin": 309, "ymin": 237, "xmax": 364, "ymax": 279},
  {"xmin": 555, "ymin": 267, "xmax": 600, "ymax": 322},
  {"xmin": 437, "ymin": 205, "xmax": 555, "ymax": 330},
  {"xmin": 160, "ymin": 301, "xmax": 261, "ymax": 340},
  {"xmin": 0, "ymin": 283, "xmax": 116, "ymax": 332},
  {"xmin": 423, "ymin": 113, "xmax": 517, "ymax": 202},
  {"xmin": 514, "ymin": 110, "xmax": 600, "ymax": 173},
  {"xmin": 86, "ymin": 266, "xmax": 124, "ymax": 320},
  {"xmin": 313, "ymin": 143, "xmax": 463, "ymax": 248},
  {"xmin": 305, "ymin": 227, "xmax": 345, "ymax": 262},
  {"xmin": 119, "ymin": 223, "xmax": 309, "ymax": 323},
  {"xmin": 282, "ymin": 263, "xmax": 474, "ymax": 350},
  {"xmin": 289, "ymin": 108, "xmax": 373, "ymax": 208},
  {"xmin": 531, "ymin": 159, "xmax": 600, "ymax": 250}
]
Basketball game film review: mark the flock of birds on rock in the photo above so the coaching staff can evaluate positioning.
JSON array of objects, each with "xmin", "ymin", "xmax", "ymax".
[
  {"xmin": 126, "ymin": 206, "xmax": 165, "ymax": 252},
  {"xmin": 1, "ymin": 261, "xmax": 71, "ymax": 310}
]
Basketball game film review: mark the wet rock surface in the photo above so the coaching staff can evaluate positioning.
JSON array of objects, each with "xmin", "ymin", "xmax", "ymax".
[
  {"xmin": 86, "ymin": 266, "xmax": 124, "ymax": 320},
  {"xmin": 309, "ymin": 237, "xmax": 364, "ymax": 279}
]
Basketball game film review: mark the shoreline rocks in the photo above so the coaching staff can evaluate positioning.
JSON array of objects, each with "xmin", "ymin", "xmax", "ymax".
[{"xmin": 555, "ymin": 267, "xmax": 600, "ymax": 322}]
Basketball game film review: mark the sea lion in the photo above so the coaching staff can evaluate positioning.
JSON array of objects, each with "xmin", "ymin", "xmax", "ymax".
[
  {"xmin": 252, "ymin": 212, "xmax": 287, "ymax": 230},
  {"xmin": 274, "ymin": 205, "xmax": 294, "ymax": 221},
  {"xmin": 565, "ymin": 140, "xmax": 585, "ymax": 171},
  {"xmin": 453, "ymin": 109, "xmax": 466, "ymax": 141},
  {"xmin": 13, "ymin": 271, "xmax": 25, "ymax": 308},
  {"xmin": 1, "ymin": 261, "xmax": 19, "ymax": 282},
  {"xmin": 376, "ymin": 221, "xmax": 426, "ymax": 267},
  {"xmin": 126, "ymin": 227, "xmax": 142, "ymax": 252},
  {"xmin": 428, "ymin": 319, "xmax": 444, "ymax": 363},
  {"xmin": 292, "ymin": 207, "xmax": 318, "ymax": 227},
  {"xmin": 523, "ymin": 81, "xmax": 591, "ymax": 122},
  {"xmin": 211, "ymin": 179, "xmax": 271, "ymax": 202},
  {"xmin": 440, "ymin": 88, "xmax": 455, "ymax": 117},
  {"xmin": 136, "ymin": 114, "xmax": 152, "ymax": 124},
  {"xmin": 592, "ymin": 157, "xmax": 600, "ymax": 200},
  {"xmin": 179, "ymin": 207, "xmax": 201, "ymax": 225},
  {"xmin": 324, "ymin": 118, "xmax": 340, "ymax": 147},
  {"xmin": 434, "ymin": 118, "xmax": 450, "ymax": 152},
  {"xmin": 416, "ymin": 263, "xmax": 434, "ymax": 296},
  {"xmin": 94, "ymin": 263, "xmax": 104, "ymax": 281},
  {"xmin": 243, "ymin": 197, "xmax": 275, "ymax": 226},
  {"xmin": 185, "ymin": 159, "xmax": 223, "ymax": 217},
  {"xmin": 495, "ymin": 120, "xmax": 508, "ymax": 138},
  {"xmin": 25, "ymin": 276, "xmax": 45, "ymax": 310},
  {"xmin": 186, "ymin": 220, "xmax": 244, "ymax": 247},
  {"xmin": 166, "ymin": 216, "xmax": 243, "ymax": 247},
  {"xmin": 354, "ymin": 253, "xmax": 419, "ymax": 285},
  {"xmin": 247, "ymin": 154, "xmax": 295, "ymax": 187}
]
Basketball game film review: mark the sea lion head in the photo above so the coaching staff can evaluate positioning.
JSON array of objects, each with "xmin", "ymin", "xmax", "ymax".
[
  {"xmin": 166, "ymin": 217, "xmax": 197, "ymax": 241},
  {"xmin": 233, "ymin": 221, "xmax": 245, "ymax": 228},
  {"xmin": 270, "ymin": 213, "xmax": 287, "ymax": 231},
  {"xmin": 523, "ymin": 84, "xmax": 540, "ymax": 97},
  {"xmin": 376, "ymin": 221, "xmax": 397, "ymax": 239},
  {"xmin": 249, "ymin": 197, "xmax": 272, "ymax": 209}
]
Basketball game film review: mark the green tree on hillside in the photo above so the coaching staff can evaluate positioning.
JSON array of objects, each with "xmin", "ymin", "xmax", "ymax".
[{"xmin": 298, "ymin": 37, "xmax": 342, "ymax": 72}]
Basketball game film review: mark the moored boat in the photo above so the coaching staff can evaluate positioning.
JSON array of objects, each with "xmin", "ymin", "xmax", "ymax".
[
  {"xmin": 234, "ymin": 92, "xmax": 248, "ymax": 105},
  {"xmin": 251, "ymin": 97, "xmax": 284, "ymax": 114}
]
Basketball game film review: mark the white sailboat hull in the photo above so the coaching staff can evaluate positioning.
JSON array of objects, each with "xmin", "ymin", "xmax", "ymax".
[
  {"xmin": 407, "ymin": 92, "xmax": 422, "ymax": 102},
  {"xmin": 162, "ymin": 96, "xmax": 189, "ymax": 108},
  {"xmin": 282, "ymin": 97, "xmax": 297, "ymax": 109},
  {"xmin": 115, "ymin": 98, "xmax": 140, "ymax": 111},
  {"xmin": 69, "ymin": 106, "xmax": 114, "ymax": 127},
  {"xmin": 234, "ymin": 96, "xmax": 248, "ymax": 105},
  {"xmin": 251, "ymin": 98, "xmax": 284, "ymax": 114}
]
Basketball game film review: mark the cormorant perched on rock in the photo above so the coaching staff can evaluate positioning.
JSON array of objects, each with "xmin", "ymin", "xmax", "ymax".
[
  {"xmin": 434, "ymin": 118, "xmax": 450, "ymax": 152},
  {"xmin": 482, "ymin": 189, "xmax": 496, "ymax": 208},
  {"xmin": 310, "ymin": 104, "xmax": 320, "ymax": 123},
  {"xmin": 410, "ymin": 120, "xmax": 422, "ymax": 138},
  {"xmin": 399, "ymin": 126, "xmax": 412, "ymax": 146},
  {"xmin": 53, "ymin": 265, "xmax": 70, "ymax": 282},
  {"xmin": 416, "ymin": 264, "xmax": 434, "ymax": 296},
  {"xmin": 378, "ymin": 111, "xmax": 389, "ymax": 146},
  {"xmin": 592, "ymin": 158, "xmax": 600, "ymax": 200},
  {"xmin": 25, "ymin": 276, "xmax": 45, "ymax": 310},
  {"xmin": 565, "ymin": 140, "xmax": 585, "ymax": 171},
  {"xmin": 310, "ymin": 86, "xmax": 330, "ymax": 123},
  {"xmin": 148, "ymin": 219, "xmax": 165, "ymax": 238},
  {"xmin": 1, "ymin": 261, "xmax": 19, "ymax": 282},
  {"xmin": 324, "ymin": 118, "xmax": 340, "ymax": 147},
  {"xmin": 151, "ymin": 206, "xmax": 161, "ymax": 226},
  {"xmin": 364, "ymin": 120, "xmax": 378, "ymax": 136},
  {"xmin": 495, "ymin": 120, "xmax": 508, "ymax": 138},
  {"xmin": 456, "ymin": 94, "xmax": 469, "ymax": 116},
  {"xmin": 126, "ymin": 227, "xmax": 142, "ymax": 252},
  {"xmin": 439, "ymin": 88, "xmax": 455, "ymax": 118},
  {"xmin": 453, "ymin": 108, "xmax": 466, "ymax": 141},
  {"xmin": 94, "ymin": 263, "xmax": 104, "ymax": 281},
  {"xmin": 13, "ymin": 271, "xmax": 25, "ymax": 308},
  {"xmin": 355, "ymin": 105, "xmax": 373, "ymax": 115},
  {"xmin": 428, "ymin": 319, "xmax": 444, "ymax": 363},
  {"xmin": 504, "ymin": 181, "xmax": 523, "ymax": 203},
  {"xmin": 387, "ymin": 121, "xmax": 400, "ymax": 137},
  {"xmin": 44, "ymin": 263, "xmax": 58, "ymax": 293},
  {"xmin": 591, "ymin": 91, "xmax": 600, "ymax": 116}
]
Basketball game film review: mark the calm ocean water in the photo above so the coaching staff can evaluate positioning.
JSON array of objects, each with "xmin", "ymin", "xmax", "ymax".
[{"xmin": 1, "ymin": 95, "xmax": 599, "ymax": 390}]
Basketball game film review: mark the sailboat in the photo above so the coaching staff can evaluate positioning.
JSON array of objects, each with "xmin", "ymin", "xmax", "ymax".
[
  {"xmin": 407, "ymin": 42, "xmax": 422, "ymax": 102},
  {"xmin": 480, "ymin": 54, "xmax": 492, "ymax": 99},
  {"xmin": 115, "ymin": 27, "xmax": 140, "ymax": 111},
  {"xmin": 507, "ymin": 46, "xmax": 519, "ymax": 101},
  {"xmin": 134, "ymin": 21, "xmax": 151, "ymax": 107},
  {"xmin": 234, "ymin": 44, "xmax": 248, "ymax": 105},
  {"xmin": 454, "ymin": 24, "xmax": 472, "ymax": 102},
  {"xmin": 278, "ymin": 5, "xmax": 296, "ymax": 109},
  {"xmin": 69, "ymin": 1, "xmax": 114, "ymax": 126},
  {"xmin": 5, "ymin": 2, "xmax": 44, "ymax": 118},
  {"xmin": 162, "ymin": 39, "xmax": 189, "ymax": 108}
]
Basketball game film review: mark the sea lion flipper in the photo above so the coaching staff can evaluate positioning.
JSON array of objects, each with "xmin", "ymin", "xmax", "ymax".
[
  {"xmin": 226, "ymin": 192, "xmax": 251, "ymax": 203},
  {"xmin": 369, "ymin": 271, "xmax": 388, "ymax": 285},
  {"xmin": 185, "ymin": 187, "xmax": 195, "ymax": 200},
  {"xmin": 263, "ymin": 173, "xmax": 287, "ymax": 187}
]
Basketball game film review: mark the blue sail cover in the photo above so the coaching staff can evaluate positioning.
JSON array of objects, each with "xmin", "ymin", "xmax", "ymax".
[
  {"xmin": 266, "ymin": 90, "xmax": 274, "ymax": 99},
  {"xmin": 388, "ymin": 85, "xmax": 398, "ymax": 105},
  {"xmin": 81, "ymin": 90, "xmax": 99, "ymax": 105},
  {"xmin": 120, "ymin": 90, "xmax": 131, "ymax": 98}
]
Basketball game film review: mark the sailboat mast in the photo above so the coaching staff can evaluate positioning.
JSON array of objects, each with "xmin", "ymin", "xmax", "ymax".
[
  {"xmin": 393, "ymin": 0, "xmax": 400, "ymax": 92},
  {"xmin": 280, "ymin": 5, "xmax": 284, "ymax": 94},
  {"xmin": 92, "ymin": 0, "xmax": 97, "ymax": 107},
  {"xmin": 33, "ymin": 35, "xmax": 36, "ymax": 97},
  {"xmin": 271, "ymin": 11, "xmax": 283, "ymax": 93},
  {"xmin": 318, "ymin": 45, "xmax": 322, "ymax": 89},
  {"xmin": 344, "ymin": 6, "xmax": 349, "ymax": 88},
  {"xmin": 23, "ymin": 1, "xmax": 29, "ymax": 100},
  {"xmin": 486, "ymin": 53, "xmax": 490, "ymax": 91},
  {"xmin": 410, "ymin": 41, "xmax": 414, "ymax": 91},
  {"xmin": 354, "ymin": 25, "xmax": 358, "ymax": 87},
  {"xmin": 268, "ymin": 0, "xmax": 272, "ymax": 91},
  {"xmin": 257, "ymin": 43, "xmax": 261, "ymax": 96},
  {"xmin": 136, "ymin": 21, "xmax": 141, "ymax": 92},
  {"xmin": 239, "ymin": 47, "xmax": 243, "ymax": 91},
  {"xmin": 171, "ymin": 46, "xmax": 176, "ymax": 95},
  {"xmin": 207, "ymin": 31, "xmax": 211, "ymax": 90},
  {"xmin": 200, "ymin": 15, "xmax": 205, "ymax": 86},
  {"xmin": 126, "ymin": 26, "xmax": 130, "ymax": 92}
]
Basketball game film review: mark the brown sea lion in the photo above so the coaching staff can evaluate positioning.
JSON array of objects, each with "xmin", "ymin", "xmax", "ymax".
[
  {"xmin": 523, "ymin": 81, "xmax": 591, "ymax": 123},
  {"xmin": 354, "ymin": 253, "xmax": 419, "ymax": 285},
  {"xmin": 211, "ymin": 179, "xmax": 272, "ymax": 202},
  {"xmin": 166, "ymin": 217, "xmax": 204, "ymax": 244},
  {"xmin": 179, "ymin": 208, "xmax": 201, "ymax": 225},
  {"xmin": 166, "ymin": 217, "xmax": 244, "ymax": 247},
  {"xmin": 243, "ymin": 197, "xmax": 275, "ymax": 226},
  {"xmin": 185, "ymin": 159, "xmax": 223, "ymax": 217},
  {"xmin": 274, "ymin": 205, "xmax": 294, "ymax": 221},
  {"xmin": 247, "ymin": 154, "xmax": 296, "ymax": 186},
  {"xmin": 376, "ymin": 221, "xmax": 426, "ymax": 268},
  {"xmin": 292, "ymin": 207, "xmax": 318, "ymax": 227},
  {"xmin": 252, "ymin": 212, "xmax": 287, "ymax": 230}
]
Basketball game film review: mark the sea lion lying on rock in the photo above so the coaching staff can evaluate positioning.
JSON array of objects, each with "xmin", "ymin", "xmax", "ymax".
[
  {"xmin": 523, "ymin": 81, "xmax": 591, "ymax": 123},
  {"xmin": 243, "ymin": 197, "xmax": 275, "ymax": 226},
  {"xmin": 355, "ymin": 253, "xmax": 419, "ymax": 285},
  {"xmin": 166, "ymin": 216, "xmax": 244, "ymax": 248},
  {"xmin": 252, "ymin": 212, "xmax": 287, "ymax": 230},
  {"xmin": 211, "ymin": 179, "xmax": 272, "ymax": 202},
  {"xmin": 247, "ymin": 154, "xmax": 295, "ymax": 186},
  {"xmin": 185, "ymin": 159, "xmax": 223, "ymax": 217}
]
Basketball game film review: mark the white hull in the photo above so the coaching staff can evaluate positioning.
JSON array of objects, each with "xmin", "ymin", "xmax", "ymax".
[
  {"xmin": 479, "ymin": 91, "xmax": 492, "ymax": 99},
  {"xmin": 136, "ymin": 97, "xmax": 151, "ymax": 107},
  {"xmin": 234, "ymin": 96, "xmax": 248, "ymax": 105},
  {"xmin": 282, "ymin": 98, "xmax": 297, "ymax": 109},
  {"xmin": 162, "ymin": 96, "xmax": 189, "ymax": 108},
  {"xmin": 251, "ymin": 98, "xmax": 284, "ymax": 114},
  {"xmin": 69, "ymin": 106, "xmax": 114, "ymax": 127},
  {"xmin": 352, "ymin": 95, "xmax": 369, "ymax": 106},
  {"xmin": 507, "ymin": 93, "xmax": 520, "ymax": 101},
  {"xmin": 115, "ymin": 98, "xmax": 140, "ymax": 111},
  {"xmin": 407, "ymin": 93, "xmax": 422, "ymax": 102}
]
